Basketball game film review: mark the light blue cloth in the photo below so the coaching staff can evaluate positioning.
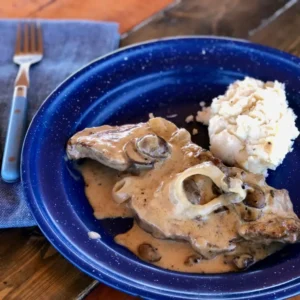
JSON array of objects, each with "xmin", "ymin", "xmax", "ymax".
[{"xmin": 0, "ymin": 19, "xmax": 119, "ymax": 228}]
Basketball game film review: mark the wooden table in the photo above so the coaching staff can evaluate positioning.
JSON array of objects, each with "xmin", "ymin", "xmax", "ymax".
[{"xmin": 1, "ymin": 0, "xmax": 300, "ymax": 299}]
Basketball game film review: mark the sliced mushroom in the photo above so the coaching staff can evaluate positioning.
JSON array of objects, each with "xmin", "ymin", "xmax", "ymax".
[
  {"xmin": 244, "ymin": 184, "xmax": 266, "ymax": 209},
  {"xmin": 184, "ymin": 254, "xmax": 204, "ymax": 266},
  {"xmin": 233, "ymin": 254, "xmax": 254, "ymax": 269},
  {"xmin": 183, "ymin": 174, "xmax": 221, "ymax": 205},
  {"xmin": 136, "ymin": 134, "xmax": 170, "ymax": 160},
  {"xmin": 123, "ymin": 134, "xmax": 170, "ymax": 168},
  {"xmin": 123, "ymin": 140, "xmax": 154, "ymax": 166},
  {"xmin": 138, "ymin": 243, "xmax": 161, "ymax": 262}
]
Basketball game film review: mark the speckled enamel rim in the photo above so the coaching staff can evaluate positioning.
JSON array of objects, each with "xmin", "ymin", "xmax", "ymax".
[{"xmin": 22, "ymin": 37, "xmax": 300, "ymax": 299}]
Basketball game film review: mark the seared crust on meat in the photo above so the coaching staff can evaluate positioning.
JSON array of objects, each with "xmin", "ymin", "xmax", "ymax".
[
  {"xmin": 239, "ymin": 217, "xmax": 300, "ymax": 244},
  {"xmin": 67, "ymin": 117, "xmax": 300, "ymax": 270}
]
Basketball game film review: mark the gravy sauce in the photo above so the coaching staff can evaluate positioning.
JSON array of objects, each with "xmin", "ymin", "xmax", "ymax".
[
  {"xmin": 80, "ymin": 160, "xmax": 133, "ymax": 219},
  {"xmin": 76, "ymin": 118, "xmax": 288, "ymax": 273},
  {"xmin": 81, "ymin": 159, "xmax": 281, "ymax": 273},
  {"xmin": 115, "ymin": 222, "xmax": 233, "ymax": 273}
]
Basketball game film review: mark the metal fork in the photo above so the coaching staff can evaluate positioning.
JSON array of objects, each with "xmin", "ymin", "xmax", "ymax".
[{"xmin": 1, "ymin": 22, "xmax": 43, "ymax": 182}]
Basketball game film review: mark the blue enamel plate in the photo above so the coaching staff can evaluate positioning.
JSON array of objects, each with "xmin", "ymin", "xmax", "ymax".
[{"xmin": 22, "ymin": 37, "xmax": 300, "ymax": 299}]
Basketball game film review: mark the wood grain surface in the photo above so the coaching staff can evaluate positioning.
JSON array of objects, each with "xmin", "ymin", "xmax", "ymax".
[
  {"xmin": 0, "ymin": 228, "xmax": 95, "ymax": 300},
  {"xmin": 1, "ymin": 0, "xmax": 300, "ymax": 299},
  {"xmin": 251, "ymin": 0, "xmax": 300, "ymax": 56},
  {"xmin": 0, "ymin": 0, "xmax": 174, "ymax": 33},
  {"xmin": 122, "ymin": 0, "xmax": 290, "ymax": 45}
]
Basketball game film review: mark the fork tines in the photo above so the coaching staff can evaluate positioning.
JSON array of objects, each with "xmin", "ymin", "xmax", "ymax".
[{"xmin": 15, "ymin": 22, "xmax": 43, "ymax": 55}]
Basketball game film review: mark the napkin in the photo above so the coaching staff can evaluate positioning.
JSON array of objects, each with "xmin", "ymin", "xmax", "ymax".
[{"xmin": 0, "ymin": 19, "xmax": 119, "ymax": 228}]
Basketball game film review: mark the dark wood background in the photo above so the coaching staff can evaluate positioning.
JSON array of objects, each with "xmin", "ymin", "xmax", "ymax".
[{"xmin": 1, "ymin": 0, "xmax": 300, "ymax": 299}]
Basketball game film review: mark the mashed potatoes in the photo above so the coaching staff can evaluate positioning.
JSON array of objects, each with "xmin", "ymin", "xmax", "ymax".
[{"xmin": 199, "ymin": 77, "xmax": 299, "ymax": 175}]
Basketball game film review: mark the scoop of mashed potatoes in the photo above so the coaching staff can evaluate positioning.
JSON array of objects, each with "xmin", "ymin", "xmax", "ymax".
[{"xmin": 198, "ymin": 77, "xmax": 299, "ymax": 175}]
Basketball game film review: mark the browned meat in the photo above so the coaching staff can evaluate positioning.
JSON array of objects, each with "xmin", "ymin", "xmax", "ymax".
[
  {"xmin": 67, "ymin": 117, "xmax": 300, "ymax": 270},
  {"xmin": 239, "ymin": 217, "xmax": 300, "ymax": 244},
  {"xmin": 67, "ymin": 123, "xmax": 172, "ymax": 171}
]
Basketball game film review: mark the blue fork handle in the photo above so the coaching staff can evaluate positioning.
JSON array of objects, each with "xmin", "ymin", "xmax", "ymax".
[{"xmin": 1, "ymin": 86, "xmax": 28, "ymax": 182}]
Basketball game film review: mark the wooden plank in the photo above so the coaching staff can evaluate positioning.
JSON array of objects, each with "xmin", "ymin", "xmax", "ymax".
[
  {"xmin": 0, "ymin": 0, "xmax": 51, "ymax": 17},
  {"xmin": 122, "ymin": 0, "xmax": 290, "ymax": 45},
  {"xmin": 250, "ymin": 1, "xmax": 300, "ymax": 55},
  {"xmin": 0, "ymin": 228, "xmax": 94, "ymax": 300},
  {"xmin": 0, "ymin": 0, "xmax": 174, "ymax": 33},
  {"xmin": 86, "ymin": 284, "xmax": 139, "ymax": 300}
]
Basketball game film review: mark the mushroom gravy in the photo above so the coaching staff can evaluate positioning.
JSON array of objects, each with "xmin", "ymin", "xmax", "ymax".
[
  {"xmin": 115, "ymin": 222, "xmax": 282, "ymax": 273},
  {"xmin": 81, "ymin": 158, "xmax": 282, "ymax": 273},
  {"xmin": 69, "ymin": 118, "xmax": 300, "ymax": 273},
  {"xmin": 81, "ymin": 160, "xmax": 132, "ymax": 219}
]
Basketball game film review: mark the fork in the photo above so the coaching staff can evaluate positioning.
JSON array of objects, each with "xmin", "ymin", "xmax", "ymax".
[{"xmin": 1, "ymin": 22, "xmax": 43, "ymax": 183}]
